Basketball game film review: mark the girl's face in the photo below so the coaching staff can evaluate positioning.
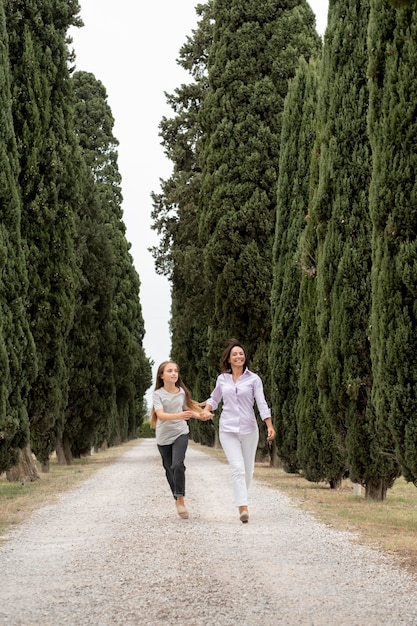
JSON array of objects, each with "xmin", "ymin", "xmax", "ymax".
[
  {"xmin": 229, "ymin": 346, "xmax": 246, "ymax": 368},
  {"xmin": 161, "ymin": 362, "xmax": 179, "ymax": 384}
]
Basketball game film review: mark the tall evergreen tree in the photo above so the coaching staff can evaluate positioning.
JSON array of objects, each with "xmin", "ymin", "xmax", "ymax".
[
  {"xmin": 308, "ymin": 0, "xmax": 395, "ymax": 497},
  {"xmin": 70, "ymin": 71, "xmax": 151, "ymax": 453},
  {"xmin": 270, "ymin": 57, "xmax": 320, "ymax": 473},
  {"xmin": 63, "ymin": 71, "xmax": 119, "ymax": 458},
  {"xmin": 198, "ymin": 0, "xmax": 321, "ymax": 384},
  {"xmin": 368, "ymin": 1, "xmax": 417, "ymax": 489},
  {"xmin": 294, "ymin": 59, "xmax": 343, "ymax": 486},
  {"xmin": 0, "ymin": 0, "xmax": 36, "ymax": 474},
  {"xmin": 5, "ymin": 0, "xmax": 82, "ymax": 471},
  {"xmin": 151, "ymin": 3, "xmax": 215, "ymax": 436},
  {"xmin": 111, "ymin": 243, "xmax": 151, "ymax": 444}
]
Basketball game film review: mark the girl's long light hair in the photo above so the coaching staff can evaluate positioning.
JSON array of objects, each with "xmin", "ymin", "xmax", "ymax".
[{"xmin": 150, "ymin": 361, "xmax": 203, "ymax": 428}]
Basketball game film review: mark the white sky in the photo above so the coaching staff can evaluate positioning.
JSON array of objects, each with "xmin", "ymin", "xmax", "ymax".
[{"xmin": 70, "ymin": 1, "xmax": 329, "ymax": 398}]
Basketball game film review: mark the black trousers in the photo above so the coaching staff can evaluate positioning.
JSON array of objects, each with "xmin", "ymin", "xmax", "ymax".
[{"xmin": 157, "ymin": 433, "xmax": 189, "ymax": 498}]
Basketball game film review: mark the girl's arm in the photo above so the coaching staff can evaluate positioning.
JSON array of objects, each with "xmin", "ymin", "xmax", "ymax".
[{"xmin": 155, "ymin": 408, "xmax": 193, "ymax": 421}]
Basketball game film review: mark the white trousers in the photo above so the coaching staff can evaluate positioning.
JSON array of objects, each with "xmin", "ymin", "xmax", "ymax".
[{"xmin": 219, "ymin": 429, "xmax": 259, "ymax": 507}]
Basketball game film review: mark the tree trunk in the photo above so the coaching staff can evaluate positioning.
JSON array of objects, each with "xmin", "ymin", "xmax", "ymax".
[
  {"xmin": 213, "ymin": 429, "xmax": 221, "ymax": 450},
  {"xmin": 63, "ymin": 434, "xmax": 73, "ymax": 465},
  {"xmin": 268, "ymin": 441, "xmax": 281, "ymax": 468},
  {"xmin": 41, "ymin": 459, "xmax": 50, "ymax": 473},
  {"xmin": 329, "ymin": 477, "xmax": 342, "ymax": 489},
  {"xmin": 56, "ymin": 439, "xmax": 66, "ymax": 465},
  {"xmin": 6, "ymin": 446, "xmax": 40, "ymax": 483},
  {"xmin": 365, "ymin": 479, "xmax": 387, "ymax": 501}
]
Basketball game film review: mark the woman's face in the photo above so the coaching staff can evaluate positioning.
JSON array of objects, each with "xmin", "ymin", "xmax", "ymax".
[{"xmin": 228, "ymin": 346, "xmax": 246, "ymax": 368}]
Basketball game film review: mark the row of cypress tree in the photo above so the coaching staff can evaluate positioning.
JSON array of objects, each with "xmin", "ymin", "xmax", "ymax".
[
  {"xmin": 151, "ymin": 0, "xmax": 417, "ymax": 500},
  {"xmin": 0, "ymin": 0, "xmax": 151, "ymax": 478}
]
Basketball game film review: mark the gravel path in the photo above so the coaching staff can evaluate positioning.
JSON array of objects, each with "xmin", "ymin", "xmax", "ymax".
[{"xmin": 1, "ymin": 439, "xmax": 417, "ymax": 626}]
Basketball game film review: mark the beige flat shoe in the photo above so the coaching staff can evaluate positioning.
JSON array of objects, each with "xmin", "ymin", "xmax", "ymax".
[
  {"xmin": 176, "ymin": 504, "xmax": 189, "ymax": 519},
  {"xmin": 239, "ymin": 510, "xmax": 249, "ymax": 523}
]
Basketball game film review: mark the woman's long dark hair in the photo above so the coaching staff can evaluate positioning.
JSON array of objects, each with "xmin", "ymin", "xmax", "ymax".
[
  {"xmin": 150, "ymin": 361, "xmax": 202, "ymax": 428},
  {"xmin": 219, "ymin": 338, "xmax": 248, "ymax": 373}
]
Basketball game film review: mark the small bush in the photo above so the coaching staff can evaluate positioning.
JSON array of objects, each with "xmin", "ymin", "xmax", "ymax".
[{"xmin": 137, "ymin": 420, "xmax": 155, "ymax": 439}]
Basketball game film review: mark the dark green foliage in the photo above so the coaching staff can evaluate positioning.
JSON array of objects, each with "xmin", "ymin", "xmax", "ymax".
[
  {"xmin": 368, "ymin": 1, "xmax": 417, "ymax": 489},
  {"xmin": 388, "ymin": 0, "xmax": 416, "ymax": 7},
  {"xmin": 198, "ymin": 0, "xmax": 321, "ymax": 381},
  {"xmin": 111, "ymin": 252, "xmax": 151, "ymax": 444},
  {"xmin": 137, "ymin": 420, "xmax": 155, "ymax": 439},
  {"xmin": 301, "ymin": 0, "xmax": 400, "ymax": 498},
  {"xmin": 270, "ymin": 58, "xmax": 320, "ymax": 473},
  {"xmin": 151, "ymin": 3, "xmax": 214, "ymax": 423},
  {"xmin": 63, "ymin": 162, "xmax": 118, "ymax": 458},
  {"xmin": 295, "ymin": 67, "xmax": 344, "ymax": 485},
  {"xmin": 0, "ymin": 0, "xmax": 36, "ymax": 473},
  {"xmin": 5, "ymin": 0, "xmax": 81, "ymax": 469},
  {"xmin": 68, "ymin": 71, "xmax": 151, "ymax": 456},
  {"xmin": 67, "ymin": 71, "xmax": 120, "ymax": 455},
  {"xmin": 311, "ymin": 0, "xmax": 382, "ymax": 492}
]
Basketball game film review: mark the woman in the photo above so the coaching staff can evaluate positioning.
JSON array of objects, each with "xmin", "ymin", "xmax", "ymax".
[
  {"xmin": 200, "ymin": 339, "xmax": 275, "ymax": 523},
  {"xmin": 151, "ymin": 360, "xmax": 208, "ymax": 519}
]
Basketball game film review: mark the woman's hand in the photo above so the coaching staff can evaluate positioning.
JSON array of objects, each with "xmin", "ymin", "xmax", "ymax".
[
  {"xmin": 199, "ymin": 410, "xmax": 213, "ymax": 421},
  {"xmin": 267, "ymin": 426, "xmax": 276, "ymax": 441},
  {"xmin": 264, "ymin": 418, "xmax": 276, "ymax": 441}
]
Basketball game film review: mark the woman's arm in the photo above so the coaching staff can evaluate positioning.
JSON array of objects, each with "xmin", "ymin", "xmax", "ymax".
[
  {"xmin": 252, "ymin": 376, "xmax": 276, "ymax": 440},
  {"xmin": 263, "ymin": 417, "xmax": 276, "ymax": 441},
  {"xmin": 199, "ymin": 376, "xmax": 222, "ymax": 419}
]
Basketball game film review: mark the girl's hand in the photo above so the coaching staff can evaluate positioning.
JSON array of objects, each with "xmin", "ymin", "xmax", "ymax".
[{"xmin": 182, "ymin": 410, "xmax": 193, "ymax": 420}]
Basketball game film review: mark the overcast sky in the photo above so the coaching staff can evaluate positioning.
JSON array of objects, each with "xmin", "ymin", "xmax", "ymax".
[{"xmin": 70, "ymin": 1, "xmax": 329, "ymax": 397}]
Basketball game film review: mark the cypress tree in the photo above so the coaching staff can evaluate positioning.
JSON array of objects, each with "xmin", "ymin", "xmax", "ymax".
[
  {"xmin": 111, "ymin": 247, "xmax": 151, "ymax": 444},
  {"xmin": 64, "ymin": 71, "xmax": 119, "ymax": 458},
  {"xmin": 368, "ymin": 1, "xmax": 417, "ymax": 488},
  {"xmin": 295, "ymin": 59, "xmax": 344, "ymax": 486},
  {"xmin": 0, "ymin": 0, "xmax": 37, "ymax": 474},
  {"xmin": 151, "ymin": 3, "xmax": 215, "ymax": 435},
  {"xmin": 5, "ymin": 0, "xmax": 82, "ymax": 471},
  {"xmin": 270, "ymin": 57, "xmax": 320, "ymax": 473},
  {"xmin": 70, "ymin": 71, "xmax": 151, "ymax": 451},
  {"xmin": 308, "ymin": 0, "xmax": 395, "ymax": 496},
  {"xmin": 198, "ymin": 0, "xmax": 321, "ymax": 381}
]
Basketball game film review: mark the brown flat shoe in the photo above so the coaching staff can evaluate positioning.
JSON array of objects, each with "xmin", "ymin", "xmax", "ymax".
[
  {"xmin": 176, "ymin": 504, "xmax": 189, "ymax": 519},
  {"xmin": 239, "ymin": 510, "xmax": 249, "ymax": 523}
]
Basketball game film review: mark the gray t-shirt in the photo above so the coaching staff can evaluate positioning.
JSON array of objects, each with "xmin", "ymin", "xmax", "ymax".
[{"xmin": 153, "ymin": 387, "xmax": 189, "ymax": 445}]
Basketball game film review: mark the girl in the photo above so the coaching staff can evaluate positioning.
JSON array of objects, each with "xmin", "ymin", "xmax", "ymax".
[{"xmin": 151, "ymin": 361, "xmax": 208, "ymax": 519}]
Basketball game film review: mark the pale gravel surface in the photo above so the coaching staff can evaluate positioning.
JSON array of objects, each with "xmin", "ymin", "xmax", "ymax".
[{"xmin": 1, "ymin": 439, "xmax": 417, "ymax": 626}]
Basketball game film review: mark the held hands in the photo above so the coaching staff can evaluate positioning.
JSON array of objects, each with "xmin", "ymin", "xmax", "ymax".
[
  {"xmin": 199, "ymin": 409, "xmax": 213, "ymax": 421},
  {"xmin": 182, "ymin": 410, "xmax": 213, "ymax": 421}
]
